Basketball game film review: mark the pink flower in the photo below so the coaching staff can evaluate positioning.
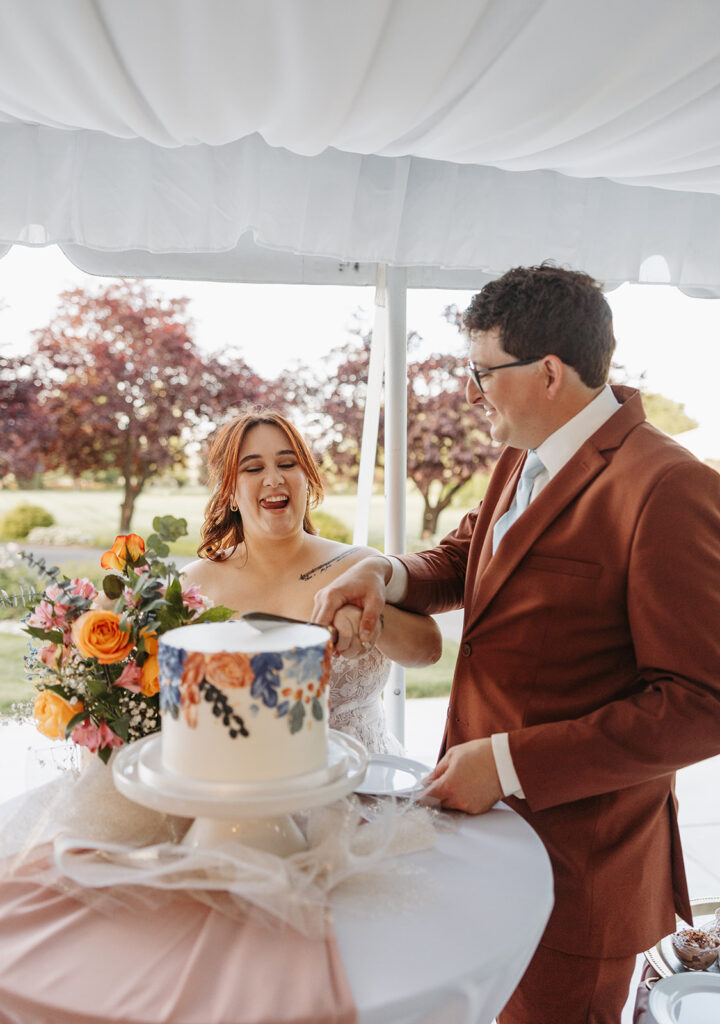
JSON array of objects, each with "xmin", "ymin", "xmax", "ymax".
[
  {"xmin": 122, "ymin": 586, "xmax": 142, "ymax": 609},
  {"xmin": 181, "ymin": 583, "xmax": 208, "ymax": 614},
  {"xmin": 38, "ymin": 643, "xmax": 60, "ymax": 669},
  {"xmin": 98, "ymin": 722, "xmax": 123, "ymax": 750},
  {"xmin": 71, "ymin": 719, "xmax": 102, "ymax": 752},
  {"xmin": 28, "ymin": 600, "xmax": 70, "ymax": 631},
  {"xmin": 71, "ymin": 719, "xmax": 123, "ymax": 753},
  {"xmin": 70, "ymin": 578, "xmax": 97, "ymax": 601},
  {"xmin": 115, "ymin": 661, "xmax": 143, "ymax": 693},
  {"xmin": 45, "ymin": 584, "xmax": 64, "ymax": 602}
]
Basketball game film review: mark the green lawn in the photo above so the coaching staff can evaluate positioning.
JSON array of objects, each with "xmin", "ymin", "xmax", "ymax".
[
  {"xmin": 0, "ymin": 633, "xmax": 34, "ymax": 715},
  {"xmin": 0, "ymin": 485, "xmax": 473, "ymax": 552}
]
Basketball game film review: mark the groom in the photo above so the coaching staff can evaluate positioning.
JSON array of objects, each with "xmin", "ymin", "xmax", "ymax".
[{"xmin": 313, "ymin": 263, "xmax": 720, "ymax": 1023}]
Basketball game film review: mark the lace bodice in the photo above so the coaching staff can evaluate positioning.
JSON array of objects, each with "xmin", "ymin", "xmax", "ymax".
[{"xmin": 329, "ymin": 646, "xmax": 403, "ymax": 755}]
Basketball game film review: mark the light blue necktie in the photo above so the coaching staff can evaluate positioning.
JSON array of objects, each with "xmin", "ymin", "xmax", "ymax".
[{"xmin": 492, "ymin": 450, "xmax": 545, "ymax": 553}]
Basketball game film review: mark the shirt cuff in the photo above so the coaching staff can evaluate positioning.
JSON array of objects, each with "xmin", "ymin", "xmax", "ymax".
[
  {"xmin": 385, "ymin": 556, "xmax": 409, "ymax": 603},
  {"xmin": 490, "ymin": 733, "xmax": 526, "ymax": 799}
]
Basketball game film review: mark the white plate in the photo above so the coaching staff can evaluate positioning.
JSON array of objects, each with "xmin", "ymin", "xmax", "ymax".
[
  {"xmin": 353, "ymin": 754, "xmax": 431, "ymax": 797},
  {"xmin": 648, "ymin": 972, "xmax": 720, "ymax": 1024}
]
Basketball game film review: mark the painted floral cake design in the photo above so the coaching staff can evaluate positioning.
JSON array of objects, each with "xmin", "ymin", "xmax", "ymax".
[{"xmin": 159, "ymin": 641, "xmax": 332, "ymax": 738}]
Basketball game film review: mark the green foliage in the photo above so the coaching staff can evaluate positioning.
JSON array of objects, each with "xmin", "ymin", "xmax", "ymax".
[
  {"xmin": 0, "ymin": 503, "xmax": 55, "ymax": 539},
  {"xmin": 311, "ymin": 509, "xmax": 352, "ymax": 543},
  {"xmin": 642, "ymin": 393, "xmax": 698, "ymax": 436}
]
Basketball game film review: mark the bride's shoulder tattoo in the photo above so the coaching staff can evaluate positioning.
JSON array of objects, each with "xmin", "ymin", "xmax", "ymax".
[{"xmin": 300, "ymin": 547, "xmax": 360, "ymax": 581}]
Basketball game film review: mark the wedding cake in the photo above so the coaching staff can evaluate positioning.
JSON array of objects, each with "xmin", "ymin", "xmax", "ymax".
[{"xmin": 158, "ymin": 621, "xmax": 332, "ymax": 783}]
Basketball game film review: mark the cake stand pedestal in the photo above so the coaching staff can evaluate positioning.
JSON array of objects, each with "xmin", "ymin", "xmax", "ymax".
[{"xmin": 112, "ymin": 730, "xmax": 368, "ymax": 856}]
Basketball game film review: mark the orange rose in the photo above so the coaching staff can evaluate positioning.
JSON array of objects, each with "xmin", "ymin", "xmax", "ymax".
[
  {"xmin": 140, "ymin": 654, "xmax": 159, "ymax": 696},
  {"xmin": 205, "ymin": 652, "xmax": 254, "ymax": 689},
  {"xmin": 34, "ymin": 691, "xmax": 83, "ymax": 739},
  {"xmin": 140, "ymin": 628, "xmax": 158, "ymax": 656},
  {"xmin": 72, "ymin": 610, "xmax": 134, "ymax": 664},
  {"xmin": 100, "ymin": 533, "xmax": 146, "ymax": 571}
]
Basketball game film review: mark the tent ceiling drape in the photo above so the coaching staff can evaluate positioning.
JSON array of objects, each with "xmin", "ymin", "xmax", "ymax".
[{"xmin": 2, "ymin": 0, "xmax": 720, "ymax": 289}]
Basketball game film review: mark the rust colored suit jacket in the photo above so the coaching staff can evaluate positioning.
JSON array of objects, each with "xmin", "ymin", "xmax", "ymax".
[{"xmin": 399, "ymin": 387, "xmax": 720, "ymax": 957}]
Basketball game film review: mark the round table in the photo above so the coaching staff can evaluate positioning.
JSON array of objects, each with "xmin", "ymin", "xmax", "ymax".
[{"xmin": 0, "ymin": 798, "xmax": 552, "ymax": 1024}]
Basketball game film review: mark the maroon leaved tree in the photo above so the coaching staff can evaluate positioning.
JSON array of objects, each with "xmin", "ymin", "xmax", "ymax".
[
  {"xmin": 0, "ymin": 353, "xmax": 56, "ymax": 485},
  {"xmin": 26, "ymin": 280, "xmax": 270, "ymax": 532},
  {"xmin": 314, "ymin": 317, "xmax": 499, "ymax": 538},
  {"xmin": 407, "ymin": 353, "xmax": 497, "ymax": 538}
]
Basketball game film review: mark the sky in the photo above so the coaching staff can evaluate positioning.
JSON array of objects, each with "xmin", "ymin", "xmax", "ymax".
[{"xmin": 2, "ymin": 245, "xmax": 720, "ymax": 441}]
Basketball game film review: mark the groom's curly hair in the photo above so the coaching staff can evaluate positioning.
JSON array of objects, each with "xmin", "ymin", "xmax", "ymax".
[
  {"xmin": 463, "ymin": 262, "xmax": 615, "ymax": 388},
  {"xmin": 198, "ymin": 409, "xmax": 324, "ymax": 561}
]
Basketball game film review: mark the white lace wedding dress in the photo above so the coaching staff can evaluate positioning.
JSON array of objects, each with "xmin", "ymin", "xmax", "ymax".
[{"xmin": 329, "ymin": 646, "xmax": 404, "ymax": 755}]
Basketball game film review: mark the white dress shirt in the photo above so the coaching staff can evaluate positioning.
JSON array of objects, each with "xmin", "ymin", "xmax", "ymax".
[{"xmin": 386, "ymin": 384, "xmax": 620, "ymax": 797}]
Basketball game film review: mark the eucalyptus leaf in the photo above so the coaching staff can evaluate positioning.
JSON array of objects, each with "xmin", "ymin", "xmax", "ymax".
[
  {"xmin": 311, "ymin": 696, "xmax": 324, "ymax": 721},
  {"xmin": 152, "ymin": 515, "xmax": 188, "ymax": 542},
  {"xmin": 103, "ymin": 574, "xmax": 124, "ymax": 599},
  {"xmin": 193, "ymin": 605, "xmax": 236, "ymax": 623}
]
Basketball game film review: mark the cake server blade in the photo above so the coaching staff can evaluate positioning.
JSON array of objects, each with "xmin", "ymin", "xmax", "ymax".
[{"xmin": 242, "ymin": 611, "xmax": 338, "ymax": 643}]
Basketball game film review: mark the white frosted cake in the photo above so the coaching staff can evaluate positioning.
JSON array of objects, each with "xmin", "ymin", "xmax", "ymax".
[{"xmin": 158, "ymin": 621, "xmax": 332, "ymax": 783}]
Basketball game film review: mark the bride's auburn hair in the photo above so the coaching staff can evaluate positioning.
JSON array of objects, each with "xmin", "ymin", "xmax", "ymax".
[{"xmin": 198, "ymin": 410, "xmax": 324, "ymax": 561}]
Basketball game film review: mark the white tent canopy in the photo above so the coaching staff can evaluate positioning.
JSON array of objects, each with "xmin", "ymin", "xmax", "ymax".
[
  {"xmin": 3, "ymin": 0, "xmax": 720, "ymax": 740},
  {"xmin": 2, "ymin": 0, "xmax": 720, "ymax": 291}
]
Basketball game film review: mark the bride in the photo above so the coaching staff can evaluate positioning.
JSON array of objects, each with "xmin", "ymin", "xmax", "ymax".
[{"xmin": 182, "ymin": 410, "xmax": 442, "ymax": 755}]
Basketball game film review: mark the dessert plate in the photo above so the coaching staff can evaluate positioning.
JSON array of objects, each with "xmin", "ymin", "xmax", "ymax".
[
  {"xmin": 648, "ymin": 972, "xmax": 720, "ymax": 1024},
  {"xmin": 354, "ymin": 754, "xmax": 431, "ymax": 797}
]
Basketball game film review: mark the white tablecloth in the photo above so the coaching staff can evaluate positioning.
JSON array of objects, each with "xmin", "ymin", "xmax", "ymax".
[{"xmin": 334, "ymin": 806, "xmax": 553, "ymax": 1024}]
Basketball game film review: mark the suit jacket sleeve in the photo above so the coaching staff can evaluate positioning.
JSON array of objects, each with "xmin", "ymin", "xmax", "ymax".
[
  {"xmin": 396, "ymin": 505, "xmax": 480, "ymax": 613},
  {"xmin": 510, "ymin": 457, "xmax": 720, "ymax": 811}
]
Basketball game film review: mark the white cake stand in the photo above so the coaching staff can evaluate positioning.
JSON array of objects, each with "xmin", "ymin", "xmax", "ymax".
[{"xmin": 112, "ymin": 730, "xmax": 368, "ymax": 856}]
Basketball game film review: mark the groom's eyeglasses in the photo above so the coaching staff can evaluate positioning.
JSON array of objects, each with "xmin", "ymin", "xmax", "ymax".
[{"xmin": 467, "ymin": 356, "xmax": 544, "ymax": 394}]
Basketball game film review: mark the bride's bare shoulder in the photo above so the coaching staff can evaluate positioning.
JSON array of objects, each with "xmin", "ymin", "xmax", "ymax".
[{"xmin": 181, "ymin": 552, "xmax": 238, "ymax": 585}]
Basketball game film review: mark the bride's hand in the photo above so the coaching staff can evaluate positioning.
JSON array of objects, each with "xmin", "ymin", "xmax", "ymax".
[{"xmin": 332, "ymin": 604, "xmax": 382, "ymax": 659}]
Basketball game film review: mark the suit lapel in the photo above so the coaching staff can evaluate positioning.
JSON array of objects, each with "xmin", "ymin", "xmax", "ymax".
[{"xmin": 466, "ymin": 387, "xmax": 646, "ymax": 627}]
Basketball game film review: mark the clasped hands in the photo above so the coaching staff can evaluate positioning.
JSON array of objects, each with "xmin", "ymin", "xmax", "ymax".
[
  {"xmin": 331, "ymin": 604, "xmax": 382, "ymax": 659},
  {"xmin": 312, "ymin": 558, "xmax": 503, "ymax": 815}
]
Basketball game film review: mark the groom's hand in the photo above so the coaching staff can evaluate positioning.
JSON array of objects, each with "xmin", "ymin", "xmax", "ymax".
[
  {"xmin": 420, "ymin": 739, "xmax": 502, "ymax": 815},
  {"xmin": 312, "ymin": 555, "xmax": 391, "ymax": 644}
]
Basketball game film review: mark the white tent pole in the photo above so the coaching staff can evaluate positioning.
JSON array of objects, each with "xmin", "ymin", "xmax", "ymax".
[
  {"xmin": 352, "ymin": 265, "xmax": 386, "ymax": 546},
  {"xmin": 382, "ymin": 264, "xmax": 408, "ymax": 745}
]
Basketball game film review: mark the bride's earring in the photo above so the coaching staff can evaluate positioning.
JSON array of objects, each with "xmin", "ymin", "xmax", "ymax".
[{"xmin": 230, "ymin": 500, "xmax": 238, "ymax": 512}]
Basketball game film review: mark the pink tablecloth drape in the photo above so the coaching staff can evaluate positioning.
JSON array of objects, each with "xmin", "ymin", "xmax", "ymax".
[{"xmin": 0, "ymin": 874, "xmax": 356, "ymax": 1024}]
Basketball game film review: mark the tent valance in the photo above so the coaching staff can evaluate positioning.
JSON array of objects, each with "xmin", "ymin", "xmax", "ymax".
[{"xmin": 2, "ymin": 0, "xmax": 720, "ymax": 288}]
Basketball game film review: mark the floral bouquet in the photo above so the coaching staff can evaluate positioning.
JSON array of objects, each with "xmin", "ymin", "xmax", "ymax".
[{"xmin": 23, "ymin": 515, "xmax": 234, "ymax": 763}]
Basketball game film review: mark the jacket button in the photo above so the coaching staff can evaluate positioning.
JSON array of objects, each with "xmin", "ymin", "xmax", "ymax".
[{"xmin": 461, "ymin": 642, "xmax": 472, "ymax": 657}]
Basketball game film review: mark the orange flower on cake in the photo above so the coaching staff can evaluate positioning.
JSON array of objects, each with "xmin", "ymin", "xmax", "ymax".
[
  {"xmin": 100, "ymin": 533, "xmax": 146, "ymax": 571},
  {"xmin": 205, "ymin": 652, "xmax": 254, "ymax": 689},
  {"xmin": 33, "ymin": 691, "xmax": 84, "ymax": 740},
  {"xmin": 72, "ymin": 610, "xmax": 134, "ymax": 664}
]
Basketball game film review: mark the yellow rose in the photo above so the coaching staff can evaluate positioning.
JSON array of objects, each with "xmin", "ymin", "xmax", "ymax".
[
  {"xmin": 100, "ymin": 533, "xmax": 146, "ymax": 571},
  {"xmin": 140, "ymin": 654, "xmax": 159, "ymax": 696},
  {"xmin": 72, "ymin": 610, "xmax": 134, "ymax": 664},
  {"xmin": 34, "ymin": 691, "xmax": 83, "ymax": 740}
]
